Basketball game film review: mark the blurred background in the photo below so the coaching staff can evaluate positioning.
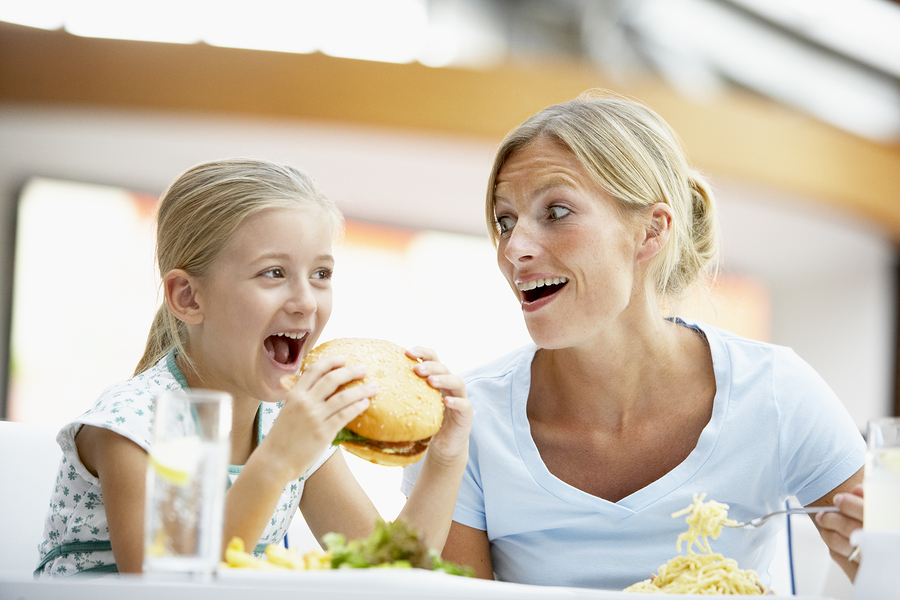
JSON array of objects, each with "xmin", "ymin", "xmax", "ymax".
[{"xmin": 0, "ymin": 1, "xmax": 898, "ymax": 594}]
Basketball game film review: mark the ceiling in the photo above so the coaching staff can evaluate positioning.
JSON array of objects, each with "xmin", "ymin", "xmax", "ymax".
[
  {"xmin": 450, "ymin": 0, "xmax": 900, "ymax": 143},
  {"xmin": 2, "ymin": 0, "xmax": 898, "ymax": 143}
]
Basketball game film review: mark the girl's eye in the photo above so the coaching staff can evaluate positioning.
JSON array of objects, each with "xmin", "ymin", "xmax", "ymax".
[
  {"xmin": 262, "ymin": 267, "xmax": 285, "ymax": 279},
  {"xmin": 312, "ymin": 267, "xmax": 333, "ymax": 281},
  {"xmin": 548, "ymin": 205, "xmax": 570, "ymax": 220},
  {"xmin": 496, "ymin": 215, "xmax": 516, "ymax": 234}
]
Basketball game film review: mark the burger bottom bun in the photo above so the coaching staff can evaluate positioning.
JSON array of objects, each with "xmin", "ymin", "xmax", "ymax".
[{"xmin": 341, "ymin": 442, "xmax": 426, "ymax": 468}]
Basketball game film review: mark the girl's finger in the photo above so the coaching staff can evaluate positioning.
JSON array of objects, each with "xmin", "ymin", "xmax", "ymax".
[
  {"xmin": 406, "ymin": 346, "xmax": 439, "ymax": 363},
  {"xmin": 425, "ymin": 373, "xmax": 467, "ymax": 397},
  {"xmin": 412, "ymin": 360, "xmax": 449, "ymax": 378},
  {"xmin": 329, "ymin": 396, "xmax": 371, "ymax": 429},
  {"xmin": 281, "ymin": 354, "xmax": 348, "ymax": 392},
  {"xmin": 323, "ymin": 383, "xmax": 378, "ymax": 420},
  {"xmin": 304, "ymin": 364, "xmax": 368, "ymax": 400}
]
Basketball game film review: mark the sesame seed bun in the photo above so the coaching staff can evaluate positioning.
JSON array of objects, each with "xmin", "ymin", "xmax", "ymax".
[{"xmin": 300, "ymin": 338, "xmax": 443, "ymax": 465}]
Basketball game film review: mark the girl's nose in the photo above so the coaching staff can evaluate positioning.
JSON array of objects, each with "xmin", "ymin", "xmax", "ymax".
[{"xmin": 286, "ymin": 281, "xmax": 317, "ymax": 315}]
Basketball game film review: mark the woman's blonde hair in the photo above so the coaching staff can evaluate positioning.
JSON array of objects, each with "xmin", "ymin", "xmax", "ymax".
[
  {"xmin": 485, "ymin": 90, "xmax": 719, "ymax": 303},
  {"xmin": 134, "ymin": 158, "xmax": 344, "ymax": 375}
]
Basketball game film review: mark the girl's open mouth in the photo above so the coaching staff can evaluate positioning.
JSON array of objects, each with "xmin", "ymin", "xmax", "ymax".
[
  {"xmin": 519, "ymin": 277, "xmax": 568, "ymax": 304},
  {"xmin": 264, "ymin": 332, "xmax": 306, "ymax": 366}
]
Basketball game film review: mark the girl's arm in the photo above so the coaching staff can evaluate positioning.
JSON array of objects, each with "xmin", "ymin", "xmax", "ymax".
[
  {"xmin": 221, "ymin": 356, "xmax": 374, "ymax": 552},
  {"xmin": 298, "ymin": 450, "xmax": 380, "ymax": 544},
  {"xmin": 394, "ymin": 347, "xmax": 473, "ymax": 551},
  {"xmin": 75, "ymin": 425, "xmax": 147, "ymax": 573}
]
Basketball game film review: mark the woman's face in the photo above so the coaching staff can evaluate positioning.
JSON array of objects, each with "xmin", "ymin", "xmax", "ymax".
[
  {"xmin": 187, "ymin": 205, "xmax": 334, "ymax": 403},
  {"xmin": 493, "ymin": 138, "xmax": 645, "ymax": 349}
]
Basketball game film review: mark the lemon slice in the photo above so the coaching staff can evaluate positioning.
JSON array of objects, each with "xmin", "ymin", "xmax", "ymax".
[
  {"xmin": 880, "ymin": 447, "xmax": 900, "ymax": 478},
  {"xmin": 148, "ymin": 435, "xmax": 202, "ymax": 486}
]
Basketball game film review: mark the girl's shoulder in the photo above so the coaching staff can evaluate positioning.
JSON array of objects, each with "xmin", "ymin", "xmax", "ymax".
[{"xmin": 64, "ymin": 355, "xmax": 184, "ymax": 452}]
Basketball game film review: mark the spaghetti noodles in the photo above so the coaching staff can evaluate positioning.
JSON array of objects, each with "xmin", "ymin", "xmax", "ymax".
[{"xmin": 624, "ymin": 493, "xmax": 769, "ymax": 595}]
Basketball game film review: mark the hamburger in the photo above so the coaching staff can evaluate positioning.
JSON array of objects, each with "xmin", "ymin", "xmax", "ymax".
[{"xmin": 292, "ymin": 338, "xmax": 444, "ymax": 467}]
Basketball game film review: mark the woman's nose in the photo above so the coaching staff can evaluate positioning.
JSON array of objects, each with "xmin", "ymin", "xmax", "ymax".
[{"xmin": 503, "ymin": 221, "xmax": 538, "ymax": 263}]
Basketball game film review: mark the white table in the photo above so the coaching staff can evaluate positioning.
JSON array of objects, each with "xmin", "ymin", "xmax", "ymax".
[{"xmin": 0, "ymin": 570, "xmax": 842, "ymax": 599}]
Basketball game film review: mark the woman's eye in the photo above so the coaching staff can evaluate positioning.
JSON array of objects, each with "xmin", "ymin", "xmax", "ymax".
[
  {"xmin": 496, "ymin": 215, "xmax": 516, "ymax": 234},
  {"xmin": 312, "ymin": 268, "xmax": 333, "ymax": 281},
  {"xmin": 548, "ymin": 205, "xmax": 570, "ymax": 220}
]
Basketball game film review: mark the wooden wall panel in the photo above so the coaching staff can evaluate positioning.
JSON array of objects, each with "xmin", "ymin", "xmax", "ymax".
[{"xmin": 2, "ymin": 21, "xmax": 899, "ymax": 240}]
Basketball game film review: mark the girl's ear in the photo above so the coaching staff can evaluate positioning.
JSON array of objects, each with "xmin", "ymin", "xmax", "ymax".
[
  {"xmin": 164, "ymin": 269, "xmax": 204, "ymax": 325},
  {"xmin": 636, "ymin": 202, "xmax": 673, "ymax": 263}
]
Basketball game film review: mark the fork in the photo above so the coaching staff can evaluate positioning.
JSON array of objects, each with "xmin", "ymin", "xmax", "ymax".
[{"xmin": 723, "ymin": 506, "xmax": 840, "ymax": 529}]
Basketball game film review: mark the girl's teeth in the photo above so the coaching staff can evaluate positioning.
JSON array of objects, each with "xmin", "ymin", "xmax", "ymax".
[{"xmin": 277, "ymin": 332, "xmax": 304, "ymax": 339}]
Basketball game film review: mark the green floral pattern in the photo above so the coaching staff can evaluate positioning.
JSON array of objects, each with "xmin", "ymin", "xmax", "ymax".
[{"xmin": 36, "ymin": 351, "xmax": 334, "ymax": 577}]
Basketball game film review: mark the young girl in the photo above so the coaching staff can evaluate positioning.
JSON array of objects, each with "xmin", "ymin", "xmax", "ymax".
[{"xmin": 36, "ymin": 158, "xmax": 472, "ymax": 577}]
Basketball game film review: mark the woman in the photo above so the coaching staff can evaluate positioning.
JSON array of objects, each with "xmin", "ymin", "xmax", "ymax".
[{"xmin": 403, "ymin": 91, "xmax": 864, "ymax": 590}]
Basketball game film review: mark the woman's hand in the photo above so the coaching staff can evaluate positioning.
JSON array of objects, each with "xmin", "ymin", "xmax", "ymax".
[
  {"xmin": 406, "ymin": 346, "xmax": 473, "ymax": 465},
  {"xmin": 815, "ymin": 483, "xmax": 864, "ymax": 581}
]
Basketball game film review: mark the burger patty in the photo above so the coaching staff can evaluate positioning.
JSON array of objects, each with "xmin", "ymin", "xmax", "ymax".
[{"xmin": 361, "ymin": 438, "xmax": 431, "ymax": 456}]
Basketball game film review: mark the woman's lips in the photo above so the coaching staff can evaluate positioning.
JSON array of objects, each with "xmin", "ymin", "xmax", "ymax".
[{"xmin": 518, "ymin": 276, "xmax": 569, "ymax": 311}]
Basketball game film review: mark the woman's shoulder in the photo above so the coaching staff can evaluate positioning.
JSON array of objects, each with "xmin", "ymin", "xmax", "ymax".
[{"xmin": 680, "ymin": 317, "xmax": 794, "ymax": 362}]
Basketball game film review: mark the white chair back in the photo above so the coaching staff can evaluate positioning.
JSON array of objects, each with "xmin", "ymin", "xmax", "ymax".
[{"xmin": 0, "ymin": 421, "xmax": 61, "ymax": 576}]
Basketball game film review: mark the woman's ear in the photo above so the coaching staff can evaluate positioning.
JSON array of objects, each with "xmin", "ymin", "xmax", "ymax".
[
  {"xmin": 636, "ymin": 202, "xmax": 673, "ymax": 263},
  {"xmin": 164, "ymin": 269, "xmax": 204, "ymax": 325}
]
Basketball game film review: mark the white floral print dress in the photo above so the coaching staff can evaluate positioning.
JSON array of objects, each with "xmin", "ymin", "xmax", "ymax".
[{"xmin": 35, "ymin": 350, "xmax": 334, "ymax": 577}]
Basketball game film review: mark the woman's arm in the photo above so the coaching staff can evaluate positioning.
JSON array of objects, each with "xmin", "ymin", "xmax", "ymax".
[
  {"xmin": 808, "ymin": 467, "xmax": 864, "ymax": 581},
  {"xmin": 443, "ymin": 521, "xmax": 494, "ymax": 580},
  {"xmin": 75, "ymin": 425, "xmax": 148, "ymax": 573}
]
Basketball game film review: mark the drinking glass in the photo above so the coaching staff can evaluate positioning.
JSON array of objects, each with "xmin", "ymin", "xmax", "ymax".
[
  {"xmin": 143, "ymin": 389, "xmax": 232, "ymax": 579},
  {"xmin": 863, "ymin": 416, "xmax": 900, "ymax": 532}
]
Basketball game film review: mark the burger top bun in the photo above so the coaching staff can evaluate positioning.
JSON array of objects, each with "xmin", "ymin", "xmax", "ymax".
[{"xmin": 300, "ymin": 338, "xmax": 443, "ymax": 442}]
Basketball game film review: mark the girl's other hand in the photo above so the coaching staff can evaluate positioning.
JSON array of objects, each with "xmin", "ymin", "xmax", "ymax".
[{"xmin": 406, "ymin": 346, "xmax": 473, "ymax": 465}]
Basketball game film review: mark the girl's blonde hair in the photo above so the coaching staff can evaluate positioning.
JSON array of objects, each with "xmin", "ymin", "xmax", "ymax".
[
  {"xmin": 134, "ymin": 158, "xmax": 344, "ymax": 375},
  {"xmin": 485, "ymin": 90, "xmax": 719, "ymax": 303}
]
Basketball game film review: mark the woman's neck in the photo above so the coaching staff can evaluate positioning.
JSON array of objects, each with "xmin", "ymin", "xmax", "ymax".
[{"xmin": 530, "ymin": 316, "xmax": 702, "ymax": 429}]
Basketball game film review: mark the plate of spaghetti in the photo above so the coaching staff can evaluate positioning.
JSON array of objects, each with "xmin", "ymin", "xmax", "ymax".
[{"xmin": 624, "ymin": 493, "xmax": 771, "ymax": 595}]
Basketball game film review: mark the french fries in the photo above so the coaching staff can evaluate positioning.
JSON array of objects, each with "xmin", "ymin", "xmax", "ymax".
[{"xmin": 221, "ymin": 536, "xmax": 331, "ymax": 571}]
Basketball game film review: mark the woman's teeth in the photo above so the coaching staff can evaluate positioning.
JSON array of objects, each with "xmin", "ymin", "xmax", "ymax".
[{"xmin": 518, "ymin": 277, "xmax": 568, "ymax": 292}]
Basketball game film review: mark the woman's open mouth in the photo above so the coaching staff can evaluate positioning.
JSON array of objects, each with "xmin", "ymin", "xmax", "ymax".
[
  {"xmin": 519, "ymin": 277, "xmax": 568, "ymax": 304},
  {"xmin": 264, "ymin": 332, "xmax": 307, "ymax": 367}
]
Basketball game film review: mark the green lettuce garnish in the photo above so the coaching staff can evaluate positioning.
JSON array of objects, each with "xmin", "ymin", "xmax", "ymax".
[{"xmin": 323, "ymin": 518, "xmax": 474, "ymax": 577}]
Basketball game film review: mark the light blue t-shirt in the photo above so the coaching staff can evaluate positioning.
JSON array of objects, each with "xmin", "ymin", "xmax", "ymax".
[{"xmin": 402, "ymin": 319, "xmax": 865, "ymax": 590}]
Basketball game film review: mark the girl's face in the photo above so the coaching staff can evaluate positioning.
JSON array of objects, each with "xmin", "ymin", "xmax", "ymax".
[
  {"xmin": 188, "ymin": 205, "xmax": 335, "ymax": 403},
  {"xmin": 493, "ymin": 138, "xmax": 645, "ymax": 350}
]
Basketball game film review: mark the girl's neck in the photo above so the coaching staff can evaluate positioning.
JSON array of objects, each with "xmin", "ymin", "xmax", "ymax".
[
  {"xmin": 176, "ymin": 350, "xmax": 262, "ymax": 466},
  {"xmin": 229, "ymin": 398, "xmax": 261, "ymax": 466}
]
